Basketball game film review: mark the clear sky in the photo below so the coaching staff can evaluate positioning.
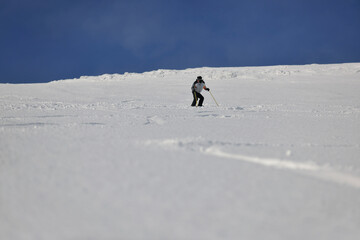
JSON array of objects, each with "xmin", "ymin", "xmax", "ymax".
[{"xmin": 1, "ymin": 0, "xmax": 359, "ymax": 83}]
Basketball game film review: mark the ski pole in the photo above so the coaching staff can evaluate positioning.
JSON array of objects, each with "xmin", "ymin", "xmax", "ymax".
[
  {"xmin": 209, "ymin": 90, "xmax": 219, "ymax": 106},
  {"xmin": 193, "ymin": 91, "xmax": 198, "ymax": 107}
]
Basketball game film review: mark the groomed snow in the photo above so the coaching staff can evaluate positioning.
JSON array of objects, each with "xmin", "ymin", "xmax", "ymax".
[{"xmin": 1, "ymin": 63, "xmax": 360, "ymax": 239}]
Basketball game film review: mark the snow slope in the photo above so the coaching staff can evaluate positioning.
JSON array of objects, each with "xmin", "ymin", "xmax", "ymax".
[{"xmin": 1, "ymin": 63, "xmax": 360, "ymax": 240}]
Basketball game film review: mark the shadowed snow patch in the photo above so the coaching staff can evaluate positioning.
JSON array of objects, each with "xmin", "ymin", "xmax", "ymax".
[{"xmin": 145, "ymin": 116, "xmax": 166, "ymax": 125}]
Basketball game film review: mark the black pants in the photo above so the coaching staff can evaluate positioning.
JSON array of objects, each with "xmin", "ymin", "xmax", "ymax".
[{"xmin": 191, "ymin": 91, "xmax": 204, "ymax": 106}]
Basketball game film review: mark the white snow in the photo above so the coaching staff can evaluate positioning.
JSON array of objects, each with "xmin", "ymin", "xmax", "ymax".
[{"xmin": 1, "ymin": 63, "xmax": 360, "ymax": 240}]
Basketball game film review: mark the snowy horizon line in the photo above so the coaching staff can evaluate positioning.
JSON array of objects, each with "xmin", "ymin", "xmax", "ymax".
[{"xmin": 2, "ymin": 62, "xmax": 359, "ymax": 85}]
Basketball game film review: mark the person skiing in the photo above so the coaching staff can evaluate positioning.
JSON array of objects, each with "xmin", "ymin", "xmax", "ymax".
[{"xmin": 191, "ymin": 76, "xmax": 209, "ymax": 107}]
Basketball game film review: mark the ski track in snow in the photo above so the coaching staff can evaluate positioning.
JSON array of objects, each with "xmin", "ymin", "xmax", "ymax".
[
  {"xmin": 204, "ymin": 147, "xmax": 360, "ymax": 189},
  {"xmin": 145, "ymin": 138, "xmax": 360, "ymax": 189}
]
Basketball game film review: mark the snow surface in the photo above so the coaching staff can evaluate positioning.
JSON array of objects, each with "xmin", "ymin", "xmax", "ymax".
[{"xmin": 1, "ymin": 63, "xmax": 360, "ymax": 240}]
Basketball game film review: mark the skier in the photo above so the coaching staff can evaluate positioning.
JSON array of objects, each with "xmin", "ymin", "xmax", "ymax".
[{"xmin": 191, "ymin": 76, "xmax": 209, "ymax": 107}]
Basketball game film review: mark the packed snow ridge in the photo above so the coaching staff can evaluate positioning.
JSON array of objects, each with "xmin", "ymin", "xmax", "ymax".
[{"xmin": 52, "ymin": 63, "xmax": 360, "ymax": 83}]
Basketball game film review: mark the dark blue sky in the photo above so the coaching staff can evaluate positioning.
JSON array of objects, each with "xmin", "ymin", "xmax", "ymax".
[{"xmin": 1, "ymin": 0, "xmax": 359, "ymax": 83}]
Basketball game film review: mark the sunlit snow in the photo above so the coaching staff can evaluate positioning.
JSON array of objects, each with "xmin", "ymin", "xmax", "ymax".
[{"xmin": 1, "ymin": 63, "xmax": 360, "ymax": 239}]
